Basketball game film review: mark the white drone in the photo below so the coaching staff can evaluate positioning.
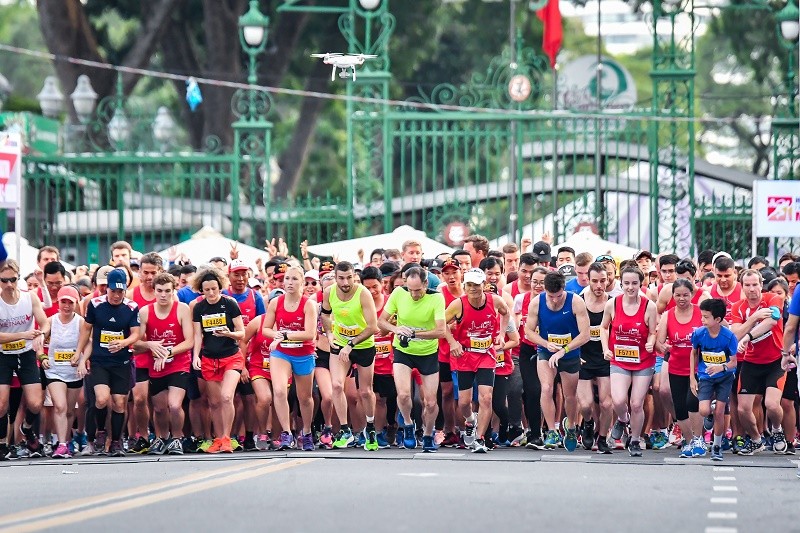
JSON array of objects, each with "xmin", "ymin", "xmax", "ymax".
[{"xmin": 311, "ymin": 53, "xmax": 377, "ymax": 81}]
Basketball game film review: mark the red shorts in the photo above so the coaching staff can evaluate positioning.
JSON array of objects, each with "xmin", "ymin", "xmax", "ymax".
[
  {"xmin": 247, "ymin": 365, "xmax": 272, "ymax": 381},
  {"xmin": 201, "ymin": 352, "xmax": 245, "ymax": 382},
  {"xmin": 452, "ymin": 350, "xmax": 496, "ymax": 373}
]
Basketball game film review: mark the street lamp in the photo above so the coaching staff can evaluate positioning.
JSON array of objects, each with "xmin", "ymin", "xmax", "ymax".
[
  {"xmin": 107, "ymin": 107, "xmax": 130, "ymax": 148},
  {"xmin": 152, "ymin": 106, "xmax": 175, "ymax": 148},
  {"xmin": 238, "ymin": 0, "xmax": 270, "ymax": 84},
  {"xmin": 358, "ymin": 0, "xmax": 381, "ymax": 9},
  {"xmin": 776, "ymin": 0, "xmax": 800, "ymax": 44},
  {"xmin": 36, "ymin": 76, "xmax": 64, "ymax": 118},
  {"xmin": 70, "ymin": 75, "xmax": 98, "ymax": 124}
]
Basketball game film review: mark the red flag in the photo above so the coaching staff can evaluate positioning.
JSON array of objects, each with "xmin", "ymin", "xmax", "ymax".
[{"xmin": 537, "ymin": 0, "xmax": 562, "ymax": 69}]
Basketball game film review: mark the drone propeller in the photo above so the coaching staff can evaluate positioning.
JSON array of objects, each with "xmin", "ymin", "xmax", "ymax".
[
  {"xmin": 347, "ymin": 53, "xmax": 378, "ymax": 58},
  {"xmin": 311, "ymin": 52, "xmax": 343, "ymax": 58}
]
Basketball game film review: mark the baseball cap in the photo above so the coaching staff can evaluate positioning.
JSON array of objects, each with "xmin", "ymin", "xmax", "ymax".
[
  {"xmin": 107, "ymin": 269, "xmax": 128, "ymax": 290},
  {"xmin": 648, "ymin": 264, "xmax": 657, "ymax": 274},
  {"xmin": 268, "ymin": 288, "xmax": 285, "ymax": 301},
  {"xmin": 532, "ymin": 241, "xmax": 551, "ymax": 263},
  {"xmin": 57, "ymin": 286, "xmax": 80, "ymax": 303},
  {"xmin": 209, "ymin": 256, "xmax": 228, "ymax": 266},
  {"xmin": 274, "ymin": 262, "xmax": 288, "ymax": 279},
  {"xmin": 427, "ymin": 258, "xmax": 444, "ymax": 273},
  {"xmin": 441, "ymin": 258, "xmax": 459, "ymax": 272},
  {"xmin": 319, "ymin": 260, "xmax": 336, "ymax": 274},
  {"xmin": 228, "ymin": 259, "xmax": 249, "ymax": 272},
  {"xmin": 96, "ymin": 265, "xmax": 114, "ymax": 285},
  {"xmin": 304, "ymin": 269, "xmax": 320, "ymax": 281},
  {"xmin": 558, "ymin": 263, "xmax": 577, "ymax": 279},
  {"xmin": 353, "ymin": 262, "xmax": 364, "ymax": 272},
  {"xmin": 129, "ymin": 257, "xmax": 140, "ymax": 268},
  {"xmin": 248, "ymin": 278, "xmax": 263, "ymax": 289},
  {"xmin": 712, "ymin": 251, "xmax": 733, "ymax": 265},
  {"xmin": 634, "ymin": 250, "xmax": 654, "ymax": 261},
  {"xmin": 464, "ymin": 268, "xmax": 486, "ymax": 285}
]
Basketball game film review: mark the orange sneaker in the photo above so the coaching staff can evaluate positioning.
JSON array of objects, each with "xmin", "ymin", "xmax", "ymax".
[
  {"xmin": 206, "ymin": 438, "xmax": 224, "ymax": 454},
  {"xmin": 220, "ymin": 437, "xmax": 233, "ymax": 453}
]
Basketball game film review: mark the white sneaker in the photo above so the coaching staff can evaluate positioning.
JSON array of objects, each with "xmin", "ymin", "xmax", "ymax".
[{"xmin": 80, "ymin": 442, "xmax": 95, "ymax": 456}]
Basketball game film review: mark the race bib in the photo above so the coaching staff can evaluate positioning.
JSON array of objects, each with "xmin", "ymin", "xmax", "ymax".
[
  {"xmin": 262, "ymin": 357, "xmax": 270, "ymax": 370},
  {"xmin": 469, "ymin": 335, "xmax": 492, "ymax": 353},
  {"xmin": 335, "ymin": 324, "xmax": 361, "ymax": 338},
  {"xmin": 614, "ymin": 345, "xmax": 640, "ymax": 364},
  {"xmin": 375, "ymin": 341, "xmax": 392, "ymax": 358},
  {"xmin": 548, "ymin": 333, "xmax": 572, "ymax": 347},
  {"xmin": 589, "ymin": 326, "xmax": 601, "ymax": 342},
  {"xmin": 201, "ymin": 313, "xmax": 226, "ymax": 332},
  {"xmin": 99, "ymin": 330, "xmax": 124, "ymax": 348},
  {"xmin": 2, "ymin": 339, "xmax": 26, "ymax": 353},
  {"xmin": 701, "ymin": 351, "xmax": 726, "ymax": 364},
  {"xmin": 53, "ymin": 350, "xmax": 75, "ymax": 365},
  {"xmin": 495, "ymin": 351, "xmax": 505, "ymax": 368}
]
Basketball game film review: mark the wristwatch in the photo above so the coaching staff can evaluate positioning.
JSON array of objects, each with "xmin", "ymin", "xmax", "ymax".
[
  {"xmin": 347, "ymin": 340, "xmax": 355, "ymax": 348},
  {"xmin": 167, "ymin": 346, "xmax": 173, "ymax": 356}
]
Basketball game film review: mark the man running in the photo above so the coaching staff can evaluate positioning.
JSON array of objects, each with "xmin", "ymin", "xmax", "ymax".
[{"xmin": 437, "ymin": 258, "xmax": 463, "ymax": 446}]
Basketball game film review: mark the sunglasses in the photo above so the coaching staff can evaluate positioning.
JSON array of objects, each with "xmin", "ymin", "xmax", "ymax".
[
  {"xmin": 0, "ymin": 277, "xmax": 18, "ymax": 284},
  {"xmin": 305, "ymin": 280, "xmax": 318, "ymax": 286},
  {"xmin": 596, "ymin": 255, "xmax": 614, "ymax": 263}
]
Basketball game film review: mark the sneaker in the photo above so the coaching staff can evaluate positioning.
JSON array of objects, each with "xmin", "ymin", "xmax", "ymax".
[
  {"xmin": 376, "ymin": 429, "xmax": 391, "ymax": 449},
  {"xmin": 472, "ymin": 438, "xmax": 488, "ymax": 453},
  {"xmin": 669, "ymin": 424, "xmax": 682, "ymax": 445},
  {"xmin": 364, "ymin": 428, "xmax": 379, "ymax": 451},
  {"xmin": 691, "ymin": 437, "xmax": 706, "ymax": 457},
  {"xmin": 485, "ymin": 436, "xmax": 496, "ymax": 450},
  {"xmin": 544, "ymin": 430, "xmax": 561, "ymax": 449},
  {"xmin": 402, "ymin": 424, "xmax": 417, "ymax": 450},
  {"xmin": 628, "ymin": 439, "xmax": 642, "ymax": 457},
  {"xmin": 230, "ymin": 438, "xmax": 242, "ymax": 452},
  {"xmin": 463, "ymin": 423, "xmax": 476, "ymax": 447},
  {"xmin": 0, "ymin": 442, "xmax": 8, "ymax": 461},
  {"xmin": 441, "ymin": 432, "xmax": 460, "ymax": 448},
  {"xmin": 711, "ymin": 445, "xmax": 723, "ymax": 461},
  {"xmin": 42, "ymin": 442, "xmax": 53, "ymax": 458},
  {"xmin": 132, "ymin": 436, "xmax": 149, "ymax": 454},
  {"xmin": 167, "ymin": 438, "xmax": 184, "ymax": 455},
  {"xmin": 738, "ymin": 438, "xmax": 761, "ymax": 456},
  {"xmin": 299, "ymin": 432, "xmax": 314, "ymax": 451},
  {"xmin": 148, "ymin": 437, "xmax": 167, "ymax": 455},
  {"xmin": 773, "ymin": 429, "xmax": 788, "ymax": 453},
  {"xmin": 220, "ymin": 437, "xmax": 234, "ymax": 453},
  {"xmin": 785, "ymin": 442, "xmax": 796, "ymax": 455},
  {"xmin": 680, "ymin": 441, "xmax": 693, "ymax": 458},
  {"xmin": 197, "ymin": 439, "xmax": 213, "ymax": 453},
  {"xmin": 611, "ymin": 419, "xmax": 627, "ymax": 441},
  {"xmin": 581, "ymin": 420, "xmax": 595, "ymax": 450},
  {"xmin": 652, "ymin": 432, "xmax": 669, "ymax": 450},
  {"xmin": 525, "ymin": 436, "xmax": 546, "ymax": 450},
  {"xmin": 79, "ymin": 442, "xmax": 96, "ymax": 456},
  {"xmin": 109, "ymin": 440, "xmax": 125, "ymax": 457},
  {"xmin": 763, "ymin": 432, "xmax": 774, "ymax": 452},
  {"xmin": 15, "ymin": 444, "xmax": 30, "ymax": 459},
  {"xmin": 732, "ymin": 435, "xmax": 745, "ymax": 455},
  {"xmin": 51, "ymin": 442, "xmax": 70, "ymax": 459},
  {"xmin": 243, "ymin": 435, "xmax": 257, "ymax": 452},
  {"xmin": 596, "ymin": 436, "xmax": 612, "ymax": 454},
  {"xmin": 95, "ymin": 432, "xmax": 108, "ymax": 456},
  {"xmin": 332, "ymin": 429, "xmax": 354, "ymax": 449},
  {"xmin": 721, "ymin": 435, "xmax": 731, "ymax": 451},
  {"xmin": 278, "ymin": 431, "xmax": 295, "ymax": 451},
  {"xmin": 25, "ymin": 440, "xmax": 42, "ymax": 459},
  {"xmin": 319, "ymin": 427, "xmax": 334, "ymax": 449},
  {"xmin": 422, "ymin": 435, "xmax": 437, "ymax": 453},
  {"xmin": 255, "ymin": 434, "xmax": 270, "ymax": 451},
  {"xmin": 205, "ymin": 438, "xmax": 224, "ymax": 454},
  {"xmin": 564, "ymin": 427, "xmax": 578, "ymax": 452}
]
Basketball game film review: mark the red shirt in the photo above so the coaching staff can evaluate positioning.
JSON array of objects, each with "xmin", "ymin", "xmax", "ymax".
[
  {"xmin": 146, "ymin": 302, "xmax": 191, "ymax": 378},
  {"xmin": 247, "ymin": 315, "xmax": 272, "ymax": 380},
  {"xmin": 438, "ymin": 286, "xmax": 461, "ymax": 363},
  {"xmin": 519, "ymin": 291, "xmax": 535, "ymax": 347},
  {"xmin": 710, "ymin": 283, "xmax": 743, "ymax": 324},
  {"xmin": 131, "ymin": 286, "xmax": 156, "ymax": 369},
  {"xmin": 665, "ymin": 305, "xmax": 702, "ymax": 376},
  {"xmin": 609, "ymin": 296, "xmax": 654, "ymax": 371},
  {"xmin": 452, "ymin": 294, "xmax": 499, "ymax": 372},
  {"xmin": 731, "ymin": 293, "xmax": 783, "ymax": 365},
  {"xmin": 374, "ymin": 298, "xmax": 393, "ymax": 376},
  {"xmin": 273, "ymin": 295, "xmax": 314, "ymax": 357}
]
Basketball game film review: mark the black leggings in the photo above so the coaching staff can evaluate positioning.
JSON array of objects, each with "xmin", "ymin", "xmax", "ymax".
[
  {"xmin": 519, "ymin": 344, "xmax": 542, "ymax": 439},
  {"xmin": 669, "ymin": 373, "xmax": 699, "ymax": 421},
  {"xmin": 492, "ymin": 375, "xmax": 510, "ymax": 441}
]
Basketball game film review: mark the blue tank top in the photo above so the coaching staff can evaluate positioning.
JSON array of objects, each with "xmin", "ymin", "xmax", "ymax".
[{"xmin": 537, "ymin": 292, "xmax": 581, "ymax": 359}]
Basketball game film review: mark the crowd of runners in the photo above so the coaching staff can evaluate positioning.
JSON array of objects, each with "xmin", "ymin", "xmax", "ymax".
[{"xmin": 1, "ymin": 233, "xmax": 799, "ymax": 470}]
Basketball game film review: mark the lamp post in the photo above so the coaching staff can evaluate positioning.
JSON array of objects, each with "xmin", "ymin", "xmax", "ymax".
[
  {"xmin": 238, "ymin": 0, "xmax": 270, "ymax": 87},
  {"xmin": 36, "ymin": 76, "xmax": 64, "ymax": 118},
  {"xmin": 70, "ymin": 75, "xmax": 98, "ymax": 124},
  {"xmin": 152, "ymin": 106, "xmax": 175, "ymax": 152},
  {"xmin": 772, "ymin": 0, "xmax": 799, "ymax": 183}
]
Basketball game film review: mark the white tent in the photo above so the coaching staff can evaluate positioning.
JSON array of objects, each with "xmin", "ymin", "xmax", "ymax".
[
  {"xmin": 553, "ymin": 229, "xmax": 639, "ymax": 261},
  {"xmin": 2, "ymin": 233, "xmax": 75, "ymax": 276},
  {"xmin": 307, "ymin": 225, "xmax": 453, "ymax": 263},
  {"xmin": 157, "ymin": 226, "xmax": 270, "ymax": 270}
]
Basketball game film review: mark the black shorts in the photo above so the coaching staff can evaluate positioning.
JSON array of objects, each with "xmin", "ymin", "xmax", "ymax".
[
  {"xmin": 439, "ymin": 360, "xmax": 453, "ymax": 383},
  {"xmin": 237, "ymin": 381, "xmax": 255, "ymax": 396},
  {"xmin": 373, "ymin": 374, "xmax": 397, "ymax": 398},
  {"xmin": 782, "ymin": 367, "xmax": 799, "ymax": 401},
  {"xmin": 186, "ymin": 367, "xmax": 203, "ymax": 401},
  {"xmin": 331, "ymin": 344, "xmax": 376, "ymax": 368},
  {"xmin": 457, "ymin": 368, "xmax": 495, "ymax": 390},
  {"xmin": 537, "ymin": 353, "xmax": 581, "ymax": 374},
  {"xmin": 738, "ymin": 359, "xmax": 786, "ymax": 396},
  {"xmin": 0, "ymin": 351, "xmax": 40, "ymax": 386},
  {"xmin": 44, "ymin": 377, "xmax": 84, "ymax": 389},
  {"xmin": 393, "ymin": 349, "xmax": 439, "ymax": 376},
  {"xmin": 315, "ymin": 349, "xmax": 330, "ymax": 370},
  {"xmin": 150, "ymin": 372, "xmax": 189, "ymax": 396},
  {"xmin": 90, "ymin": 362, "xmax": 133, "ymax": 396},
  {"xmin": 135, "ymin": 367, "xmax": 149, "ymax": 383},
  {"xmin": 579, "ymin": 363, "xmax": 610, "ymax": 380}
]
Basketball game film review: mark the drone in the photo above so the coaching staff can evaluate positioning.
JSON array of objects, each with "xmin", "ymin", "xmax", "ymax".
[{"xmin": 311, "ymin": 53, "xmax": 377, "ymax": 81}]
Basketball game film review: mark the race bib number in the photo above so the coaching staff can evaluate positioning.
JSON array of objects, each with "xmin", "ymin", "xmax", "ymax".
[
  {"xmin": 375, "ymin": 342, "xmax": 392, "ymax": 358},
  {"xmin": 262, "ymin": 357, "xmax": 270, "ymax": 370},
  {"xmin": 548, "ymin": 333, "xmax": 572, "ymax": 347},
  {"xmin": 495, "ymin": 351, "xmax": 505, "ymax": 368},
  {"xmin": 614, "ymin": 345, "xmax": 640, "ymax": 364},
  {"xmin": 53, "ymin": 350, "xmax": 75, "ymax": 365},
  {"xmin": 2, "ymin": 339, "xmax": 26, "ymax": 353},
  {"xmin": 469, "ymin": 335, "xmax": 492, "ymax": 352},
  {"xmin": 335, "ymin": 324, "xmax": 361, "ymax": 338},
  {"xmin": 701, "ymin": 351, "xmax": 726, "ymax": 364},
  {"xmin": 280, "ymin": 340, "xmax": 303, "ymax": 349},
  {"xmin": 201, "ymin": 313, "xmax": 227, "ymax": 332},
  {"xmin": 99, "ymin": 330, "xmax": 124, "ymax": 348},
  {"xmin": 589, "ymin": 326, "xmax": 601, "ymax": 342}
]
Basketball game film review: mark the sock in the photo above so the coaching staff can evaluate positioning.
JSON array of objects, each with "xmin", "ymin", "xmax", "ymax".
[
  {"xmin": 341, "ymin": 424, "xmax": 350, "ymax": 433},
  {"xmin": 366, "ymin": 415, "xmax": 374, "ymax": 424},
  {"xmin": 772, "ymin": 425, "xmax": 783, "ymax": 433},
  {"xmin": 366, "ymin": 420, "xmax": 375, "ymax": 430},
  {"xmin": 466, "ymin": 413, "xmax": 476, "ymax": 425},
  {"xmin": 96, "ymin": 407, "xmax": 108, "ymax": 432},
  {"xmin": 713, "ymin": 434, "xmax": 722, "ymax": 447},
  {"xmin": 24, "ymin": 408, "xmax": 39, "ymax": 429},
  {"xmin": 245, "ymin": 431, "xmax": 254, "ymax": 442},
  {"xmin": 111, "ymin": 412, "xmax": 125, "ymax": 442},
  {"xmin": 0, "ymin": 413, "xmax": 7, "ymax": 440}
]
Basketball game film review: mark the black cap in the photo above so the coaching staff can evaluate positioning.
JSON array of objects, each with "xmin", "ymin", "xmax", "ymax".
[
  {"xmin": 759, "ymin": 266, "xmax": 779, "ymax": 286},
  {"xmin": 558, "ymin": 263, "xmax": 577, "ymax": 279},
  {"xmin": 532, "ymin": 241, "xmax": 551, "ymax": 263},
  {"xmin": 428, "ymin": 258, "xmax": 445, "ymax": 273}
]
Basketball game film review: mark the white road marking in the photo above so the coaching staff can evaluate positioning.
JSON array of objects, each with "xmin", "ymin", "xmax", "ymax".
[
  {"xmin": 713, "ymin": 476, "xmax": 736, "ymax": 481},
  {"xmin": 398, "ymin": 472, "xmax": 439, "ymax": 477},
  {"xmin": 710, "ymin": 497, "xmax": 737, "ymax": 504},
  {"xmin": 713, "ymin": 466, "xmax": 734, "ymax": 471},
  {"xmin": 704, "ymin": 527, "xmax": 737, "ymax": 533},
  {"xmin": 713, "ymin": 486, "xmax": 738, "ymax": 492},
  {"xmin": 707, "ymin": 512, "xmax": 737, "ymax": 519}
]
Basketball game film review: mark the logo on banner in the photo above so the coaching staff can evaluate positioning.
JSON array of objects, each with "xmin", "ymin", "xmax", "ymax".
[{"xmin": 766, "ymin": 196, "xmax": 794, "ymax": 221}]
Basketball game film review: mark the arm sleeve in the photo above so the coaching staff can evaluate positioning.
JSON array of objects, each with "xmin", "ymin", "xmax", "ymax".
[
  {"xmin": 192, "ymin": 303, "xmax": 202, "ymax": 323},
  {"xmin": 127, "ymin": 306, "xmax": 140, "ymax": 328},
  {"xmin": 85, "ymin": 301, "xmax": 96, "ymax": 325},
  {"xmin": 513, "ymin": 294, "xmax": 523, "ymax": 314}
]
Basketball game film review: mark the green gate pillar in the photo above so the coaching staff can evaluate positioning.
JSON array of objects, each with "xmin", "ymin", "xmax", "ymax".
[
  {"xmin": 649, "ymin": 0, "xmax": 696, "ymax": 257},
  {"xmin": 772, "ymin": 0, "xmax": 799, "ymax": 182}
]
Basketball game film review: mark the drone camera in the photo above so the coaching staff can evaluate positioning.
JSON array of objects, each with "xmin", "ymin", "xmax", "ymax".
[{"xmin": 338, "ymin": 70, "xmax": 350, "ymax": 79}]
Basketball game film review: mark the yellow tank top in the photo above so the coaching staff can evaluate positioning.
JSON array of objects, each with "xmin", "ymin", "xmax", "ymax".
[{"xmin": 330, "ymin": 284, "xmax": 374, "ymax": 349}]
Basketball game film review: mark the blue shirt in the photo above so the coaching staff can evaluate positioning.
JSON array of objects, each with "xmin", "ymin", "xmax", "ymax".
[
  {"xmin": 223, "ymin": 288, "xmax": 266, "ymax": 317},
  {"xmin": 565, "ymin": 278, "xmax": 586, "ymax": 295},
  {"xmin": 177, "ymin": 286, "xmax": 201, "ymax": 305},
  {"xmin": 536, "ymin": 292, "xmax": 581, "ymax": 359},
  {"xmin": 690, "ymin": 326, "xmax": 738, "ymax": 380},
  {"xmin": 85, "ymin": 295, "xmax": 140, "ymax": 367}
]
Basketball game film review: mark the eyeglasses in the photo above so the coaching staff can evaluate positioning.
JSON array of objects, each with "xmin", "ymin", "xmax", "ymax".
[
  {"xmin": 531, "ymin": 280, "xmax": 545, "ymax": 286},
  {"xmin": 596, "ymin": 255, "xmax": 614, "ymax": 263},
  {"xmin": 305, "ymin": 281, "xmax": 318, "ymax": 286},
  {"xmin": 0, "ymin": 277, "xmax": 18, "ymax": 284}
]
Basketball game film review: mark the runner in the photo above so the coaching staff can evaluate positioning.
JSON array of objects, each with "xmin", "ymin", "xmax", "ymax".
[
  {"xmin": 136, "ymin": 273, "xmax": 194, "ymax": 455},
  {"xmin": 600, "ymin": 266, "xmax": 659, "ymax": 457},
  {"xmin": 710, "ymin": 256, "xmax": 742, "ymax": 323},
  {"xmin": 525, "ymin": 271, "xmax": 591, "ymax": 452},
  {"xmin": 378, "ymin": 266, "xmax": 446, "ymax": 452},
  {"xmin": 76, "ymin": 268, "xmax": 141, "ymax": 457},
  {"xmin": 191, "ymin": 267, "xmax": 246, "ymax": 454},
  {"xmin": 41, "ymin": 286, "xmax": 83, "ymax": 459},
  {"xmin": 314, "ymin": 271, "xmax": 336, "ymax": 448},
  {"xmin": 566, "ymin": 252, "xmax": 593, "ymax": 295},
  {"xmin": 502, "ymin": 243, "xmax": 520, "ymax": 274},
  {"xmin": 437, "ymin": 258, "xmax": 463, "ymax": 447},
  {"xmin": 262, "ymin": 266, "xmax": 318, "ymax": 451},
  {"xmin": 595, "ymin": 255, "xmax": 624, "ymax": 297},
  {"xmin": 320, "ymin": 261, "xmax": 379, "ymax": 450},
  {"xmin": 578, "ymin": 262, "xmax": 613, "ymax": 454},
  {"xmin": 463, "ymin": 235, "xmax": 490, "ymax": 268}
]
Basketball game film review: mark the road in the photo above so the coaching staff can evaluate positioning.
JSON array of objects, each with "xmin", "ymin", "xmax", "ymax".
[{"xmin": 0, "ymin": 447, "xmax": 796, "ymax": 533}]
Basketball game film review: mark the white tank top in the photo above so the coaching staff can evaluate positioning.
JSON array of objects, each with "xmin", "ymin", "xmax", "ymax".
[
  {"xmin": 46, "ymin": 313, "xmax": 82, "ymax": 382},
  {"xmin": 0, "ymin": 291, "xmax": 34, "ymax": 354}
]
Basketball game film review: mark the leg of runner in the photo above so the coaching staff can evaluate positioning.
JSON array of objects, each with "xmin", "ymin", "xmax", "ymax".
[
  {"xmin": 109, "ymin": 393, "xmax": 128, "ymax": 457},
  {"xmin": 357, "ymin": 364, "xmax": 379, "ymax": 451},
  {"xmin": 492, "ymin": 375, "xmax": 510, "ymax": 445},
  {"xmin": 314, "ymin": 366, "xmax": 334, "ymax": 448},
  {"xmin": 457, "ymin": 375, "xmax": 475, "ymax": 448},
  {"xmin": 506, "ymin": 360, "xmax": 524, "ymax": 444},
  {"xmin": 251, "ymin": 378, "xmax": 272, "ymax": 448},
  {"xmin": 518, "ymin": 344, "xmax": 543, "ymax": 447},
  {"xmin": 270, "ymin": 357, "xmax": 295, "ymax": 450},
  {"xmin": 131, "ymin": 379, "xmax": 150, "ymax": 452},
  {"xmin": 420, "ymin": 372, "xmax": 439, "ymax": 442},
  {"xmin": 329, "ymin": 353, "xmax": 353, "ymax": 448},
  {"xmin": 20, "ymin": 382, "xmax": 43, "ymax": 456},
  {"xmin": 47, "ymin": 381, "xmax": 69, "ymax": 452},
  {"xmin": 205, "ymin": 370, "xmax": 239, "ymax": 448},
  {"xmin": 610, "ymin": 370, "xmax": 632, "ymax": 447},
  {"xmin": 537, "ymin": 361, "xmax": 560, "ymax": 449},
  {"xmin": 393, "ymin": 363, "xmax": 416, "ymax": 449},
  {"xmin": 475, "ymin": 381, "xmax": 494, "ymax": 452},
  {"xmin": 765, "ymin": 386, "xmax": 786, "ymax": 451},
  {"xmin": 737, "ymin": 392, "xmax": 759, "ymax": 447},
  {"xmin": 440, "ymin": 366, "xmax": 457, "ymax": 437},
  {"xmin": 294, "ymin": 372, "xmax": 315, "ymax": 449},
  {"xmin": 560, "ymin": 369, "xmax": 581, "ymax": 452},
  {"xmin": 628, "ymin": 375, "xmax": 652, "ymax": 455}
]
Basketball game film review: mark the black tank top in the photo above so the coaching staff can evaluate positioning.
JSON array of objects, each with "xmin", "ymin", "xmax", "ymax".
[{"xmin": 581, "ymin": 296, "xmax": 609, "ymax": 370}]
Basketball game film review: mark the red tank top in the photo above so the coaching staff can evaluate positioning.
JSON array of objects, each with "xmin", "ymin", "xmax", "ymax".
[
  {"xmin": 664, "ymin": 286, "xmax": 704, "ymax": 312},
  {"xmin": 510, "ymin": 281, "xmax": 528, "ymax": 356},
  {"xmin": 247, "ymin": 314, "xmax": 272, "ymax": 380},
  {"xmin": 665, "ymin": 305, "xmax": 702, "ymax": 376},
  {"xmin": 225, "ymin": 289, "xmax": 257, "ymax": 326},
  {"xmin": 146, "ymin": 302, "xmax": 191, "ymax": 378},
  {"xmin": 438, "ymin": 286, "xmax": 461, "ymax": 363},
  {"xmin": 37, "ymin": 288, "xmax": 58, "ymax": 354},
  {"xmin": 455, "ymin": 294, "xmax": 499, "ymax": 358},
  {"xmin": 710, "ymin": 283, "xmax": 743, "ymax": 323},
  {"xmin": 609, "ymin": 296, "xmax": 653, "ymax": 370},
  {"xmin": 274, "ymin": 295, "xmax": 314, "ymax": 357},
  {"xmin": 495, "ymin": 322, "xmax": 515, "ymax": 377},
  {"xmin": 374, "ymin": 299, "xmax": 394, "ymax": 375},
  {"xmin": 519, "ymin": 291, "xmax": 535, "ymax": 346},
  {"xmin": 132, "ymin": 286, "xmax": 156, "ymax": 368}
]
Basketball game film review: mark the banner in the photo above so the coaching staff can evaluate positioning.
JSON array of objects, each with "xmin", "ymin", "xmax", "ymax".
[
  {"xmin": 0, "ymin": 133, "xmax": 22, "ymax": 210},
  {"xmin": 753, "ymin": 179, "xmax": 800, "ymax": 238}
]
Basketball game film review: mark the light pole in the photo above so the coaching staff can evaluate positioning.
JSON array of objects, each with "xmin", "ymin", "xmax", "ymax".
[
  {"xmin": 238, "ymin": 0, "xmax": 270, "ymax": 88},
  {"xmin": 772, "ymin": 0, "xmax": 799, "ymax": 182}
]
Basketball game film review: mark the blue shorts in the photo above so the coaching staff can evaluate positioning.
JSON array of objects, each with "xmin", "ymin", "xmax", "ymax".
[
  {"xmin": 654, "ymin": 356, "xmax": 664, "ymax": 374},
  {"xmin": 270, "ymin": 351, "xmax": 316, "ymax": 377},
  {"xmin": 698, "ymin": 372, "xmax": 735, "ymax": 404}
]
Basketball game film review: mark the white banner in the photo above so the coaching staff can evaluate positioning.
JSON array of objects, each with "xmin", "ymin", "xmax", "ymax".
[
  {"xmin": 753, "ymin": 179, "xmax": 800, "ymax": 238},
  {"xmin": 0, "ymin": 133, "xmax": 22, "ymax": 211}
]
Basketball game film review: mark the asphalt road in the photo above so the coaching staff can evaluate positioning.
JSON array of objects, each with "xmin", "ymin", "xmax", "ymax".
[{"xmin": 0, "ymin": 447, "xmax": 796, "ymax": 533}]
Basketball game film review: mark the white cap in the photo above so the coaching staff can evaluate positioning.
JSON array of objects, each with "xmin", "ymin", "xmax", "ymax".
[
  {"xmin": 248, "ymin": 278, "xmax": 263, "ymax": 288},
  {"xmin": 711, "ymin": 251, "xmax": 733, "ymax": 265},
  {"xmin": 463, "ymin": 268, "xmax": 486, "ymax": 285},
  {"xmin": 304, "ymin": 269, "xmax": 320, "ymax": 281}
]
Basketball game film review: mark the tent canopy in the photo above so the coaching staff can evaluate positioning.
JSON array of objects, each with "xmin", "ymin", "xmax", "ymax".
[
  {"xmin": 308, "ymin": 225, "xmax": 452, "ymax": 263},
  {"xmin": 2, "ymin": 233, "xmax": 75, "ymax": 276},
  {"xmin": 157, "ymin": 226, "xmax": 270, "ymax": 270},
  {"xmin": 553, "ymin": 229, "xmax": 639, "ymax": 262}
]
